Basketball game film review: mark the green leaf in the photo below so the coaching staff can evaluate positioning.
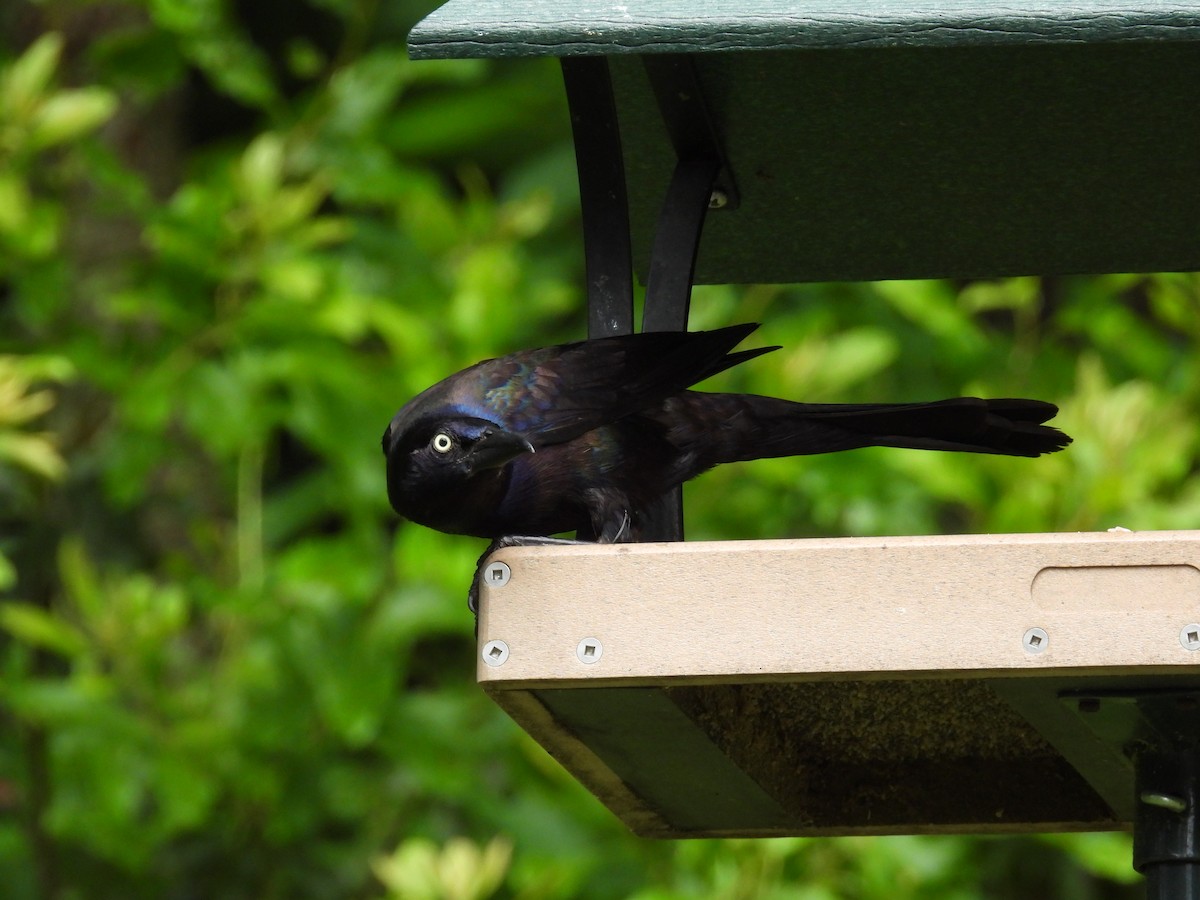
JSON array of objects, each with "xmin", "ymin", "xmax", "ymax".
[
  {"xmin": 29, "ymin": 87, "xmax": 118, "ymax": 148},
  {"xmin": 374, "ymin": 838, "xmax": 441, "ymax": 900},
  {"xmin": 1040, "ymin": 833, "xmax": 1139, "ymax": 884},
  {"xmin": 0, "ymin": 552, "xmax": 14, "ymax": 591},
  {"xmin": 188, "ymin": 33, "xmax": 279, "ymax": 109},
  {"xmin": 57, "ymin": 538, "xmax": 106, "ymax": 625},
  {"xmin": 0, "ymin": 196, "xmax": 61, "ymax": 258},
  {"xmin": 238, "ymin": 132, "xmax": 285, "ymax": 205},
  {"xmin": 145, "ymin": 0, "xmax": 213, "ymax": 33},
  {"xmin": 89, "ymin": 26, "xmax": 188, "ymax": 98},
  {"xmin": 874, "ymin": 279, "xmax": 985, "ymax": 352},
  {"xmin": 1, "ymin": 32, "xmax": 62, "ymax": 116},
  {"xmin": 0, "ymin": 602, "xmax": 88, "ymax": 658},
  {"xmin": 373, "ymin": 836, "xmax": 512, "ymax": 900},
  {"xmin": 0, "ymin": 172, "xmax": 31, "ymax": 235},
  {"xmin": 0, "ymin": 431, "xmax": 65, "ymax": 479}
]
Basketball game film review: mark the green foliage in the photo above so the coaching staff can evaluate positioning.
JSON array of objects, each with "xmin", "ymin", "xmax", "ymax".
[
  {"xmin": 374, "ymin": 835, "xmax": 513, "ymax": 900},
  {"xmin": 1, "ymin": 2, "xmax": 1192, "ymax": 898}
]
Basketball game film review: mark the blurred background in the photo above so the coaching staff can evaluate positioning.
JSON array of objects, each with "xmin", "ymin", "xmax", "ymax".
[{"xmin": 2, "ymin": 1, "xmax": 1197, "ymax": 897}]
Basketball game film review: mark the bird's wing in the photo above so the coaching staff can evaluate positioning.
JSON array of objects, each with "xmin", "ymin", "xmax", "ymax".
[{"xmin": 467, "ymin": 324, "xmax": 777, "ymax": 446}]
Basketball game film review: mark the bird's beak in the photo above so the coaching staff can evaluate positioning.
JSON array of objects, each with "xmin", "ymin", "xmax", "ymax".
[{"xmin": 469, "ymin": 429, "xmax": 535, "ymax": 472}]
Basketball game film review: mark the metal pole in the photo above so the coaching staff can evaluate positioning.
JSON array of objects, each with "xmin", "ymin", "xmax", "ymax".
[{"xmin": 1135, "ymin": 748, "xmax": 1200, "ymax": 899}]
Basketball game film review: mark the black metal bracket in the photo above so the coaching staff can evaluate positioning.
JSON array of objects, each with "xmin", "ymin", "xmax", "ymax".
[
  {"xmin": 561, "ymin": 58, "xmax": 635, "ymax": 340},
  {"xmin": 637, "ymin": 155, "xmax": 720, "ymax": 540},
  {"xmin": 1062, "ymin": 689, "xmax": 1200, "ymax": 899},
  {"xmin": 560, "ymin": 54, "xmax": 732, "ymax": 541},
  {"xmin": 640, "ymin": 54, "xmax": 737, "ymax": 339},
  {"xmin": 641, "ymin": 55, "xmax": 738, "ymax": 213}
]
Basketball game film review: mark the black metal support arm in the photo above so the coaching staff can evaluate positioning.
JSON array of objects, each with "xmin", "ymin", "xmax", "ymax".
[
  {"xmin": 560, "ymin": 54, "xmax": 732, "ymax": 541},
  {"xmin": 637, "ymin": 156, "xmax": 719, "ymax": 540},
  {"xmin": 561, "ymin": 57, "xmax": 635, "ymax": 340},
  {"xmin": 642, "ymin": 158, "xmax": 719, "ymax": 334},
  {"xmin": 638, "ymin": 56, "xmax": 732, "ymax": 540}
]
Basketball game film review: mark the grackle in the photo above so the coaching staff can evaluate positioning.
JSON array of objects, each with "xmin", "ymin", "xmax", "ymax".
[{"xmin": 383, "ymin": 324, "xmax": 1070, "ymax": 561}]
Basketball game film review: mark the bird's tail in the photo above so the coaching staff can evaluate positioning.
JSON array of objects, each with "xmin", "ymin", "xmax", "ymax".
[
  {"xmin": 664, "ymin": 393, "xmax": 1071, "ymax": 473},
  {"xmin": 785, "ymin": 396, "xmax": 1071, "ymax": 457}
]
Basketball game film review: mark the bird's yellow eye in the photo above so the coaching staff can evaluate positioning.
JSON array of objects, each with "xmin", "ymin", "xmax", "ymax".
[{"xmin": 430, "ymin": 432, "xmax": 454, "ymax": 454}]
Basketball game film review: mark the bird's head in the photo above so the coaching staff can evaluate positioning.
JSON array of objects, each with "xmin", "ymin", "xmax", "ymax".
[{"xmin": 382, "ymin": 412, "xmax": 535, "ymax": 535}]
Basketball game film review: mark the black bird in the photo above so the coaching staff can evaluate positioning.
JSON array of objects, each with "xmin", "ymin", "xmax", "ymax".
[{"xmin": 382, "ymin": 324, "xmax": 1070, "ymax": 546}]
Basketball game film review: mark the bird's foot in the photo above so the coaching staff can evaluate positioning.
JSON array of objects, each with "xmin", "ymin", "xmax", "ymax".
[{"xmin": 468, "ymin": 535, "xmax": 588, "ymax": 617}]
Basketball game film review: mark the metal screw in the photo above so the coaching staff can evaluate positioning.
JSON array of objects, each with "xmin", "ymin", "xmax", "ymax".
[
  {"xmin": 1181, "ymin": 624, "xmax": 1200, "ymax": 651},
  {"xmin": 1141, "ymin": 791, "xmax": 1188, "ymax": 813},
  {"xmin": 576, "ymin": 637, "xmax": 603, "ymax": 664},
  {"xmin": 484, "ymin": 561, "xmax": 511, "ymax": 587},
  {"xmin": 481, "ymin": 640, "xmax": 509, "ymax": 667},
  {"xmin": 708, "ymin": 189, "xmax": 728, "ymax": 209},
  {"xmin": 1023, "ymin": 627, "xmax": 1049, "ymax": 654}
]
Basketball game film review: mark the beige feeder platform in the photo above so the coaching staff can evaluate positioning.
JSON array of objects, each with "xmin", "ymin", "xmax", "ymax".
[
  {"xmin": 408, "ymin": 3, "xmax": 1200, "ymax": 892},
  {"xmin": 475, "ymin": 531, "xmax": 1200, "ymax": 837}
]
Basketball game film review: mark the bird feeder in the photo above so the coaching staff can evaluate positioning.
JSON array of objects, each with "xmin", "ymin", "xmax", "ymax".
[{"xmin": 407, "ymin": 4, "xmax": 1200, "ymax": 894}]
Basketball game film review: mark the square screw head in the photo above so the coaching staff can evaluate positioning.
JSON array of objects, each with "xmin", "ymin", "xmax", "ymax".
[
  {"xmin": 484, "ymin": 561, "xmax": 511, "ymax": 587},
  {"xmin": 1023, "ymin": 627, "xmax": 1048, "ymax": 654},
  {"xmin": 1180, "ymin": 624, "xmax": 1200, "ymax": 651},
  {"xmin": 482, "ymin": 640, "xmax": 509, "ymax": 666},
  {"xmin": 576, "ymin": 638, "xmax": 603, "ymax": 664}
]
